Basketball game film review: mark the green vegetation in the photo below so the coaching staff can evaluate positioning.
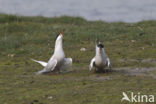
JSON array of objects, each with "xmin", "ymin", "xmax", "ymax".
[{"xmin": 0, "ymin": 14, "xmax": 156, "ymax": 104}]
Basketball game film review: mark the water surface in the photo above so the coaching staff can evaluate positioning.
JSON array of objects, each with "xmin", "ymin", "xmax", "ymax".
[{"xmin": 0, "ymin": 0, "xmax": 156, "ymax": 22}]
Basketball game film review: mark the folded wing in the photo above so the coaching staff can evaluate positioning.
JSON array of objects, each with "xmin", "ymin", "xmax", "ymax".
[
  {"xmin": 106, "ymin": 58, "xmax": 111, "ymax": 69},
  {"xmin": 45, "ymin": 59, "xmax": 57, "ymax": 71},
  {"xmin": 89, "ymin": 57, "xmax": 95, "ymax": 70},
  {"xmin": 36, "ymin": 59, "xmax": 57, "ymax": 74}
]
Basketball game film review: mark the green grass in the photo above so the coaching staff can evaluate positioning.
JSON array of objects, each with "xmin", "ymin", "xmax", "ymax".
[{"xmin": 0, "ymin": 14, "xmax": 156, "ymax": 104}]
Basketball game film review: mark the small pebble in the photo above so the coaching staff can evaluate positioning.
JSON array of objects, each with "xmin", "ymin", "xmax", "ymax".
[
  {"xmin": 131, "ymin": 40, "xmax": 135, "ymax": 43},
  {"xmin": 80, "ymin": 48, "xmax": 86, "ymax": 52},
  {"xmin": 47, "ymin": 96, "xmax": 53, "ymax": 99}
]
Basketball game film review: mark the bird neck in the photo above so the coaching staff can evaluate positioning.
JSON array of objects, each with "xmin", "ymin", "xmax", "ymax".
[
  {"xmin": 95, "ymin": 49, "xmax": 107, "ymax": 58},
  {"xmin": 54, "ymin": 42, "xmax": 64, "ymax": 53}
]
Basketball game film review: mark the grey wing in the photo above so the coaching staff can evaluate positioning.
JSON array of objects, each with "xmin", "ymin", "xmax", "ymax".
[
  {"xmin": 60, "ymin": 58, "xmax": 72, "ymax": 70},
  {"xmin": 36, "ymin": 59, "xmax": 57, "ymax": 74},
  {"xmin": 31, "ymin": 58, "xmax": 47, "ymax": 67},
  {"xmin": 89, "ymin": 57, "xmax": 95, "ymax": 70},
  {"xmin": 46, "ymin": 59, "xmax": 57, "ymax": 71},
  {"xmin": 106, "ymin": 58, "xmax": 111, "ymax": 68}
]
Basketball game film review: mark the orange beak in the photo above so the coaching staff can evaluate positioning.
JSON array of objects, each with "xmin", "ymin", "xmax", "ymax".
[{"xmin": 60, "ymin": 30, "xmax": 64, "ymax": 35}]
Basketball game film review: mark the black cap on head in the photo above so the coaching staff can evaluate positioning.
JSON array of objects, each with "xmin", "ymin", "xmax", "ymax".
[
  {"xmin": 55, "ymin": 30, "xmax": 64, "ymax": 41},
  {"xmin": 55, "ymin": 34, "xmax": 59, "ymax": 41},
  {"xmin": 97, "ymin": 43, "xmax": 104, "ymax": 48}
]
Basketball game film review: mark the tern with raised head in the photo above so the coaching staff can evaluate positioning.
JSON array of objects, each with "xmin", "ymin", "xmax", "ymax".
[
  {"xmin": 89, "ymin": 42, "xmax": 111, "ymax": 73},
  {"xmin": 31, "ymin": 31, "xmax": 72, "ymax": 74}
]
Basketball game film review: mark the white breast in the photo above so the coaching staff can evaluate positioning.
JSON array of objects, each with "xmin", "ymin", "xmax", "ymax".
[{"xmin": 95, "ymin": 55, "xmax": 107, "ymax": 67}]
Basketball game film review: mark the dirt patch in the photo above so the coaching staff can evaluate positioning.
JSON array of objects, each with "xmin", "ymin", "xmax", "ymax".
[
  {"xmin": 89, "ymin": 75, "xmax": 112, "ymax": 81},
  {"xmin": 118, "ymin": 58, "xmax": 156, "ymax": 64},
  {"xmin": 114, "ymin": 67, "xmax": 156, "ymax": 79}
]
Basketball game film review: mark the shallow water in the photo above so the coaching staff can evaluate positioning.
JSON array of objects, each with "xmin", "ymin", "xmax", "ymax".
[{"xmin": 0, "ymin": 0, "xmax": 156, "ymax": 23}]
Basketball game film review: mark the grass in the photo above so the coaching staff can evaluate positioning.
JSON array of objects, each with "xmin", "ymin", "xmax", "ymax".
[{"xmin": 0, "ymin": 14, "xmax": 156, "ymax": 104}]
